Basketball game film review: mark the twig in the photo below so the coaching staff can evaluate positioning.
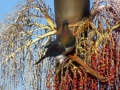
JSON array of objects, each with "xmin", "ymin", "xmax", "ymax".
[
  {"xmin": 0, "ymin": 30, "xmax": 56, "ymax": 66},
  {"xmin": 68, "ymin": 53, "xmax": 107, "ymax": 82}
]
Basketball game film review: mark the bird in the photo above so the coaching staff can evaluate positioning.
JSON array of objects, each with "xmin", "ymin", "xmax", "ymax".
[{"xmin": 35, "ymin": 20, "xmax": 76, "ymax": 64}]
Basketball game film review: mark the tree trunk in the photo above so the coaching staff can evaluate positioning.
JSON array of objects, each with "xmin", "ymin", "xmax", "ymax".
[
  {"xmin": 54, "ymin": 0, "xmax": 90, "ymax": 35},
  {"xmin": 54, "ymin": 0, "xmax": 90, "ymax": 88}
]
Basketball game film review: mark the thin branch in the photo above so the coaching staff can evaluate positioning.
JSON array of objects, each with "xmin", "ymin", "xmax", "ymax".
[
  {"xmin": 69, "ymin": 53, "xmax": 107, "ymax": 82},
  {"xmin": 0, "ymin": 30, "xmax": 56, "ymax": 66}
]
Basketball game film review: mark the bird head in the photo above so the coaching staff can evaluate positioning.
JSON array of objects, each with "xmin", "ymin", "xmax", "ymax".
[{"xmin": 63, "ymin": 20, "xmax": 69, "ymax": 25}]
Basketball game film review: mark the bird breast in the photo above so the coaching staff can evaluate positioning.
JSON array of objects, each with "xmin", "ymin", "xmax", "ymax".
[{"xmin": 64, "ymin": 45, "xmax": 75, "ymax": 54}]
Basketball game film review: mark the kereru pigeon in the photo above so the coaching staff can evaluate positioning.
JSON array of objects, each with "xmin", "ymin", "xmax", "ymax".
[{"xmin": 35, "ymin": 20, "xmax": 76, "ymax": 64}]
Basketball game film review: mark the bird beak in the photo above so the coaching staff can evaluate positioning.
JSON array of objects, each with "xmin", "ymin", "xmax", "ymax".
[{"xmin": 67, "ymin": 21, "xmax": 69, "ymax": 24}]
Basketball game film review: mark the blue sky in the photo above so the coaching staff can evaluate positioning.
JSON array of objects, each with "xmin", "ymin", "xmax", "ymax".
[
  {"xmin": 0, "ymin": 0, "xmax": 20, "ymax": 13},
  {"xmin": 0, "ymin": 0, "xmax": 54, "ymax": 20},
  {"xmin": 0, "ymin": 0, "xmax": 20, "ymax": 19}
]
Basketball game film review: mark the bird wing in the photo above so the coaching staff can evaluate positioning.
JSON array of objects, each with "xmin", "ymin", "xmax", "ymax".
[
  {"xmin": 45, "ymin": 40, "xmax": 65, "ymax": 56},
  {"xmin": 35, "ymin": 40, "xmax": 65, "ymax": 65},
  {"xmin": 44, "ymin": 41, "xmax": 54, "ymax": 48}
]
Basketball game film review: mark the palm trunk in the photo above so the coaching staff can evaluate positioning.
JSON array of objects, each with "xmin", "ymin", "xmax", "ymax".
[
  {"xmin": 54, "ymin": 0, "xmax": 90, "ymax": 89},
  {"xmin": 54, "ymin": 0, "xmax": 90, "ymax": 35}
]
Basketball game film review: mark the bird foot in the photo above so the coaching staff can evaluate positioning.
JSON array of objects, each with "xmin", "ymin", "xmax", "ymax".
[{"xmin": 59, "ymin": 59, "xmax": 65, "ymax": 63}]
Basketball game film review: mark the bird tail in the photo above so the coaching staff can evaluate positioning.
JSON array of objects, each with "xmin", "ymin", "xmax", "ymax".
[{"xmin": 34, "ymin": 56, "xmax": 46, "ymax": 65}]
